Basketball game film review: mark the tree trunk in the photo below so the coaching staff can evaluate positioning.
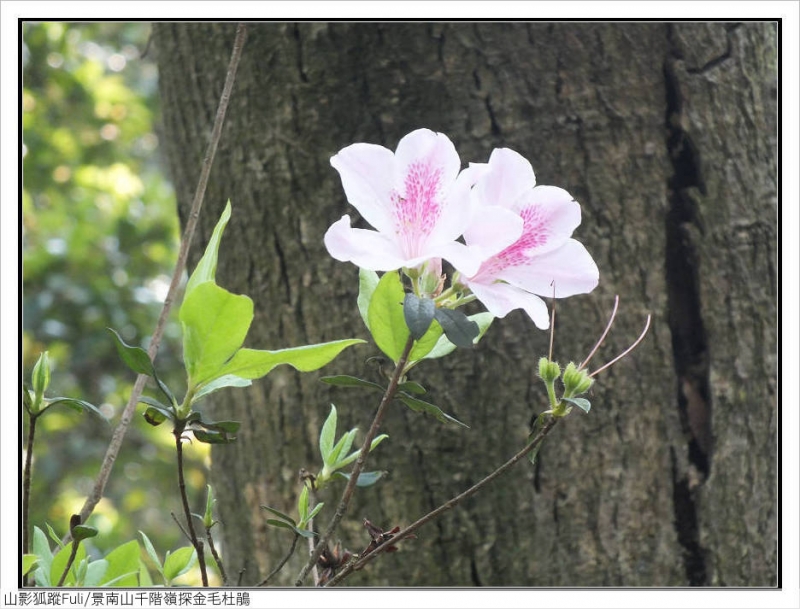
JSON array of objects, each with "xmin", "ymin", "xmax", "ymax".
[{"xmin": 153, "ymin": 22, "xmax": 776, "ymax": 586}]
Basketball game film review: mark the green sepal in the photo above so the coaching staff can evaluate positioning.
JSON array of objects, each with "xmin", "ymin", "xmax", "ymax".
[{"xmin": 396, "ymin": 393, "xmax": 469, "ymax": 428}]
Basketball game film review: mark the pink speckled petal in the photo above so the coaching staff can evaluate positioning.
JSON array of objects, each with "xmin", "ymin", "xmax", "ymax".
[
  {"xmin": 499, "ymin": 239, "xmax": 600, "ymax": 297},
  {"xmin": 513, "ymin": 186, "xmax": 582, "ymax": 257},
  {"xmin": 394, "ymin": 129, "xmax": 461, "ymax": 191}
]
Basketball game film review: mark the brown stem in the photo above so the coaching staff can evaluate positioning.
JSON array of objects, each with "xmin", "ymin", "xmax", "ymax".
[
  {"xmin": 72, "ymin": 23, "xmax": 248, "ymax": 533},
  {"xmin": 55, "ymin": 539, "xmax": 80, "ymax": 587},
  {"xmin": 259, "ymin": 534, "xmax": 299, "ymax": 586},
  {"xmin": 324, "ymin": 416, "xmax": 560, "ymax": 586},
  {"xmin": 175, "ymin": 429, "xmax": 209, "ymax": 587},
  {"xmin": 206, "ymin": 526, "xmax": 228, "ymax": 585},
  {"xmin": 22, "ymin": 413, "xmax": 38, "ymax": 587},
  {"xmin": 294, "ymin": 335, "xmax": 416, "ymax": 586},
  {"xmin": 307, "ymin": 488, "xmax": 320, "ymax": 586}
]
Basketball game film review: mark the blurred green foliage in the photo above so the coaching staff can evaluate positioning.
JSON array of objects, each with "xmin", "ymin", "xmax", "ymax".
[{"xmin": 22, "ymin": 22, "xmax": 210, "ymax": 570}]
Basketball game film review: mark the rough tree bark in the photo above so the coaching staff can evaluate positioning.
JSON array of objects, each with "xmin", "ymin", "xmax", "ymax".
[{"xmin": 153, "ymin": 22, "xmax": 776, "ymax": 586}]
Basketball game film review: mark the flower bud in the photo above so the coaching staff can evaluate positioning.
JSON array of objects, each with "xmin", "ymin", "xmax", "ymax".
[
  {"xmin": 538, "ymin": 357, "xmax": 561, "ymax": 383},
  {"xmin": 562, "ymin": 362, "xmax": 594, "ymax": 396}
]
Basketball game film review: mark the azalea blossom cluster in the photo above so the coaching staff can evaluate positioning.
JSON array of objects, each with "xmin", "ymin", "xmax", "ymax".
[{"xmin": 324, "ymin": 128, "xmax": 599, "ymax": 329}]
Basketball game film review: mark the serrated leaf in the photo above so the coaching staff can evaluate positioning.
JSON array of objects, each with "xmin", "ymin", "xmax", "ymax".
[
  {"xmin": 367, "ymin": 271, "xmax": 409, "ymax": 363},
  {"xmin": 403, "ymin": 293, "xmax": 436, "ymax": 340},
  {"xmin": 192, "ymin": 374, "xmax": 252, "ymax": 403},
  {"xmin": 357, "ymin": 268, "xmax": 380, "ymax": 331},
  {"xmin": 434, "ymin": 308, "xmax": 479, "ymax": 348},
  {"xmin": 180, "ymin": 281, "xmax": 254, "ymax": 389},
  {"xmin": 319, "ymin": 405, "xmax": 338, "ymax": 465},
  {"xmin": 396, "ymin": 394, "xmax": 469, "ymax": 428},
  {"xmin": 563, "ymin": 397, "xmax": 591, "ymax": 413},
  {"xmin": 260, "ymin": 505, "xmax": 296, "ymax": 525},
  {"xmin": 424, "ymin": 312, "xmax": 495, "ymax": 359},
  {"xmin": 99, "ymin": 540, "xmax": 141, "ymax": 587},
  {"xmin": 138, "ymin": 531, "xmax": 162, "ymax": 575},
  {"xmin": 211, "ymin": 339, "xmax": 365, "ymax": 383},
  {"xmin": 320, "ymin": 375, "xmax": 384, "ymax": 392},
  {"xmin": 163, "ymin": 547, "xmax": 197, "ymax": 584},
  {"xmin": 333, "ymin": 470, "xmax": 387, "ymax": 487},
  {"xmin": 185, "ymin": 200, "xmax": 231, "ymax": 297}
]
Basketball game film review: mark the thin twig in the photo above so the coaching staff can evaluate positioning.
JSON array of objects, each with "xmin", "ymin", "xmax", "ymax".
[
  {"xmin": 170, "ymin": 511, "xmax": 191, "ymax": 542},
  {"xmin": 295, "ymin": 335, "xmax": 416, "ymax": 586},
  {"xmin": 175, "ymin": 430, "xmax": 209, "ymax": 586},
  {"xmin": 259, "ymin": 534, "xmax": 300, "ymax": 586},
  {"xmin": 580, "ymin": 295, "xmax": 620, "ymax": 370},
  {"xmin": 55, "ymin": 539, "xmax": 80, "ymax": 587},
  {"xmin": 590, "ymin": 314, "xmax": 652, "ymax": 378},
  {"xmin": 22, "ymin": 413, "xmax": 38, "ymax": 586},
  {"xmin": 72, "ymin": 22, "xmax": 248, "ymax": 534},
  {"xmin": 307, "ymin": 488, "xmax": 320, "ymax": 586},
  {"xmin": 325, "ymin": 416, "xmax": 559, "ymax": 586},
  {"xmin": 206, "ymin": 526, "xmax": 228, "ymax": 585}
]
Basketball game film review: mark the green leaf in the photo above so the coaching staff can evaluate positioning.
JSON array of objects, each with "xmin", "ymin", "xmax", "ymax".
[
  {"xmin": 396, "ymin": 394, "xmax": 469, "ymax": 428},
  {"xmin": 398, "ymin": 380, "xmax": 426, "ymax": 395},
  {"xmin": 99, "ymin": 540, "xmax": 141, "ymax": 587},
  {"xmin": 195, "ymin": 419, "xmax": 240, "ymax": 434},
  {"xmin": 528, "ymin": 412, "xmax": 550, "ymax": 466},
  {"xmin": 163, "ymin": 547, "xmax": 197, "ymax": 584},
  {"xmin": 403, "ymin": 293, "xmax": 436, "ymax": 339},
  {"xmin": 138, "ymin": 531, "xmax": 162, "ymax": 575},
  {"xmin": 563, "ymin": 396, "xmax": 591, "ymax": 413},
  {"xmin": 424, "ymin": 312, "xmax": 495, "ymax": 359},
  {"xmin": 408, "ymin": 319, "xmax": 444, "ymax": 361},
  {"xmin": 260, "ymin": 505, "xmax": 296, "ymax": 525},
  {"xmin": 31, "ymin": 351, "xmax": 50, "ymax": 406},
  {"xmin": 22, "ymin": 554, "xmax": 39, "ymax": 576},
  {"xmin": 185, "ymin": 200, "xmax": 231, "ymax": 297},
  {"xmin": 203, "ymin": 484, "xmax": 216, "ymax": 528},
  {"xmin": 319, "ymin": 405, "xmax": 338, "ymax": 466},
  {"xmin": 298, "ymin": 486, "xmax": 309, "ymax": 522},
  {"xmin": 307, "ymin": 502, "xmax": 324, "ymax": 521},
  {"xmin": 357, "ymin": 268, "xmax": 380, "ymax": 331},
  {"xmin": 192, "ymin": 374, "xmax": 252, "ymax": 403},
  {"xmin": 71, "ymin": 524, "xmax": 98, "ymax": 542},
  {"xmin": 335, "ymin": 433, "xmax": 389, "ymax": 469},
  {"xmin": 46, "ymin": 397, "xmax": 107, "ymax": 420},
  {"xmin": 292, "ymin": 527, "xmax": 317, "ymax": 539},
  {"xmin": 212, "ymin": 339, "xmax": 365, "ymax": 382},
  {"xmin": 143, "ymin": 406, "xmax": 169, "ymax": 427},
  {"xmin": 333, "ymin": 470, "xmax": 387, "ymax": 487},
  {"xmin": 434, "ymin": 308, "xmax": 479, "ymax": 348},
  {"xmin": 32, "ymin": 527, "xmax": 53, "ymax": 586},
  {"xmin": 107, "ymin": 327, "xmax": 154, "ymax": 376},
  {"xmin": 84, "ymin": 559, "xmax": 108, "ymax": 587},
  {"xmin": 192, "ymin": 428, "xmax": 237, "ymax": 444},
  {"xmin": 107, "ymin": 328, "xmax": 176, "ymax": 405},
  {"xmin": 50, "ymin": 541, "xmax": 87, "ymax": 587},
  {"xmin": 328, "ymin": 428, "xmax": 357, "ymax": 468},
  {"xmin": 138, "ymin": 559, "xmax": 154, "ymax": 587},
  {"xmin": 266, "ymin": 519, "xmax": 297, "ymax": 532},
  {"xmin": 180, "ymin": 281, "xmax": 254, "ymax": 389},
  {"xmin": 45, "ymin": 522, "xmax": 65, "ymax": 549},
  {"xmin": 320, "ymin": 375, "xmax": 384, "ymax": 392},
  {"xmin": 367, "ymin": 271, "xmax": 409, "ymax": 363},
  {"xmin": 101, "ymin": 569, "xmax": 140, "ymax": 587}
]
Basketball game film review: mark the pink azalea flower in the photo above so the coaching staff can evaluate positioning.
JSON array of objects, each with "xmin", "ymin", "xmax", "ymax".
[
  {"xmin": 460, "ymin": 148, "xmax": 599, "ymax": 329},
  {"xmin": 324, "ymin": 129, "xmax": 522, "ymax": 276}
]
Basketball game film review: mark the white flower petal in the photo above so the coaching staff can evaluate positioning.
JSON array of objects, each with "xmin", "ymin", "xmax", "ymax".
[
  {"xmin": 467, "ymin": 280, "xmax": 551, "ymax": 329},
  {"xmin": 514, "ymin": 185, "xmax": 582, "ymax": 256},
  {"xmin": 394, "ymin": 129, "xmax": 461, "ymax": 191},
  {"xmin": 323, "ymin": 215, "xmax": 408, "ymax": 271},
  {"xmin": 330, "ymin": 143, "xmax": 397, "ymax": 233},
  {"xmin": 430, "ymin": 241, "xmax": 484, "ymax": 278},
  {"xmin": 425, "ymin": 163, "xmax": 488, "ymax": 245},
  {"xmin": 462, "ymin": 205, "xmax": 524, "ymax": 261},
  {"xmin": 475, "ymin": 148, "xmax": 536, "ymax": 210},
  {"xmin": 499, "ymin": 239, "xmax": 599, "ymax": 297}
]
